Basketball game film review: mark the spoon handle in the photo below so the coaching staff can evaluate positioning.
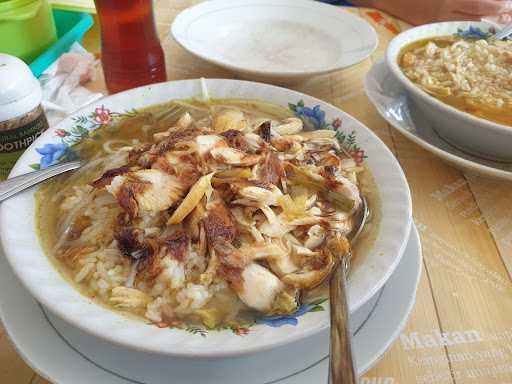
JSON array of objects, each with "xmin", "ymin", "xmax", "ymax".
[
  {"xmin": 329, "ymin": 257, "xmax": 357, "ymax": 384},
  {"xmin": 0, "ymin": 161, "xmax": 81, "ymax": 203}
]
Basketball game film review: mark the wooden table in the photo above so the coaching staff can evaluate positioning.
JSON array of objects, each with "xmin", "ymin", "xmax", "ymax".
[{"xmin": 2, "ymin": 2, "xmax": 512, "ymax": 383}]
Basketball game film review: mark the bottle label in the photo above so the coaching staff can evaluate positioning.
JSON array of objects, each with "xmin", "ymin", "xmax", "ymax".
[{"xmin": 0, "ymin": 111, "xmax": 49, "ymax": 180}]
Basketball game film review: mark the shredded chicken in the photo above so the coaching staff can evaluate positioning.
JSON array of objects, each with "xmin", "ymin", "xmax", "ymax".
[
  {"xmin": 51, "ymin": 103, "xmax": 367, "ymax": 328},
  {"xmin": 107, "ymin": 169, "xmax": 184, "ymax": 218}
]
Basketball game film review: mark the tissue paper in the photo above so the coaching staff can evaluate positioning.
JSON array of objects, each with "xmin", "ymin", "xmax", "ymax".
[{"xmin": 39, "ymin": 42, "xmax": 103, "ymax": 126}]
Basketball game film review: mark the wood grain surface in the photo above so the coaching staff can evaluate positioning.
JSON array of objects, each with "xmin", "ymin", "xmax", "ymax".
[{"xmin": 2, "ymin": 2, "xmax": 512, "ymax": 383}]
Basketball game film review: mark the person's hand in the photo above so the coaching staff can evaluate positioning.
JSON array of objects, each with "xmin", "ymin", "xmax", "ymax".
[
  {"xmin": 498, "ymin": 12, "xmax": 512, "ymax": 23},
  {"xmin": 437, "ymin": 0, "xmax": 512, "ymax": 22},
  {"xmin": 352, "ymin": 0, "xmax": 512, "ymax": 25}
]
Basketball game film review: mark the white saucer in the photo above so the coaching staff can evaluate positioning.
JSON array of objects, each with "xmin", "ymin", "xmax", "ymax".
[
  {"xmin": 0, "ymin": 226, "xmax": 421, "ymax": 384},
  {"xmin": 365, "ymin": 60, "xmax": 512, "ymax": 180},
  {"xmin": 171, "ymin": 0, "xmax": 378, "ymax": 83}
]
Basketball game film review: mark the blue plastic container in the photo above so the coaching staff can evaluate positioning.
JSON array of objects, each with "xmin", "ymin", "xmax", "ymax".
[{"xmin": 29, "ymin": 9, "xmax": 94, "ymax": 78}]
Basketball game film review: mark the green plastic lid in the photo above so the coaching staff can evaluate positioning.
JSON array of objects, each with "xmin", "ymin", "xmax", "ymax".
[
  {"xmin": 0, "ymin": 0, "xmax": 57, "ymax": 63},
  {"xmin": 0, "ymin": 0, "xmax": 43, "ymax": 20}
]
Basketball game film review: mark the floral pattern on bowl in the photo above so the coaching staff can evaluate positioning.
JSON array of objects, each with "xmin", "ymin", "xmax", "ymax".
[
  {"xmin": 456, "ymin": 24, "xmax": 510, "ymax": 41},
  {"xmin": 169, "ymin": 298, "xmax": 327, "ymax": 337},
  {"xmin": 30, "ymin": 106, "xmax": 136, "ymax": 170},
  {"xmin": 456, "ymin": 25, "xmax": 494, "ymax": 39},
  {"xmin": 257, "ymin": 298, "xmax": 327, "ymax": 328},
  {"xmin": 31, "ymin": 101, "xmax": 366, "ymax": 174},
  {"xmin": 289, "ymin": 100, "xmax": 366, "ymax": 164}
]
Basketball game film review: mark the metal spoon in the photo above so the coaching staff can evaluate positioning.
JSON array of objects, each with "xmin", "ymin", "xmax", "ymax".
[
  {"xmin": 328, "ymin": 196, "xmax": 369, "ymax": 384},
  {"xmin": 0, "ymin": 161, "xmax": 81, "ymax": 203}
]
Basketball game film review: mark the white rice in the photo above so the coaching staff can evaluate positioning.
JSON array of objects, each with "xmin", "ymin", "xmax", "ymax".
[{"xmin": 61, "ymin": 184, "xmax": 213, "ymax": 324}]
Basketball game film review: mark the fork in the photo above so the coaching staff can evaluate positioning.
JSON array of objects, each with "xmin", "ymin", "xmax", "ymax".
[{"xmin": 490, "ymin": 22, "xmax": 512, "ymax": 40}]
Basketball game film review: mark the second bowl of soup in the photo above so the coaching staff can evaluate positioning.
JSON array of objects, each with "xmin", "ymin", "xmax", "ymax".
[{"xmin": 386, "ymin": 21, "xmax": 512, "ymax": 161}]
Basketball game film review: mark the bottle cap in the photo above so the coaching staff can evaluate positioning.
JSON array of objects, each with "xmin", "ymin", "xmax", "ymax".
[{"xmin": 0, "ymin": 53, "xmax": 42, "ymax": 121}]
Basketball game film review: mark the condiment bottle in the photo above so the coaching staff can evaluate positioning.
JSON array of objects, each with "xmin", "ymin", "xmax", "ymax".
[
  {"xmin": 94, "ymin": 0, "xmax": 167, "ymax": 94},
  {"xmin": 0, "ymin": 54, "xmax": 49, "ymax": 180}
]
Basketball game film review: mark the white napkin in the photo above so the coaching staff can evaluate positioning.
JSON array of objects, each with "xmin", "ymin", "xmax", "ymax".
[{"xmin": 39, "ymin": 42, "xmax": 103, "ymax": 127}]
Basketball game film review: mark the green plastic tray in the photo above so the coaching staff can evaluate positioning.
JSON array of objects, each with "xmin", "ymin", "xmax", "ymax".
[{"xmin": 29, "ymin": 8, "xmax": 93, "ymax": 78}]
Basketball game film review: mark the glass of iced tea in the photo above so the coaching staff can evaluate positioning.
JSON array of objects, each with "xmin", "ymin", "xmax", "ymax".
[{"xmin": 94, "ymin": 0, "xmax": 167, "ymax": 93}]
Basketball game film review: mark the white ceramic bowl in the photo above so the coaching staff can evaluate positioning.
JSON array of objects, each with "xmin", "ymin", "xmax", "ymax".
[
  {"xmin": 386, "ymin": 21, "xmax": 512, "ymax": 162},
  {"xmin": 171, "ymin": 0, "xmax": 378, "ymax": 83},
  {"xmin": 0, "ymin": 79, "xmax": 411, "ymax": 357}
]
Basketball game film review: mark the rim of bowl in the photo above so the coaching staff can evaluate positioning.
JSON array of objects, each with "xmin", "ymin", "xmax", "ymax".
[
  {"xmin": 171, "ymin": 0, "xmax": 378, "ymax": 78},
  {"xmin": 386, "ymin": 21, "xmax": 512, "ymax": 135},
  {"xmin": 0, "ymin": 78, "xmax": 411, "ymax": 357}
]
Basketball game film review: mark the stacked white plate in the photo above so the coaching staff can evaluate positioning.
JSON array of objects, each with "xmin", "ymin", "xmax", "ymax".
[{"xmin": 0, "ymin": 226, "xmax": 422, "ymax": 383}]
